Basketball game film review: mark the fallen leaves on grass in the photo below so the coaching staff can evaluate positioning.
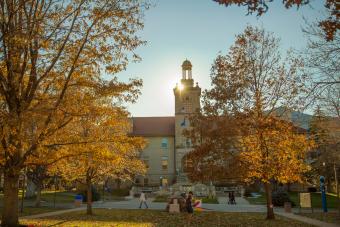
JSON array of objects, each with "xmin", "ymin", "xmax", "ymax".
[{"xmin": 21, "ymin": 209, "xmax": 314, "ymax": 227}]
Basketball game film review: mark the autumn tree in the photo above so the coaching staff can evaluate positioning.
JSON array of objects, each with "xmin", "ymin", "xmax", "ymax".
[
  {"xmin": 309, "ymin": 106, "xmax": 340, "ymax": 193},
  {"xmin": 184, "ymin": 110, "xmax": 244, "ymax": 185},
  {"xmin": 240, "ymin": 117, "xmax": 313, "ymax": 209},
  {"xmin": 51, "ymin": 100, "xmax": 146, "ymax": 215},
  {"xmin": 26, "ymin": 165, "xmax": 49, "ymax": 207},
  {"xmin": 0, "ymin": 0, "xmax": 148, "ymax": 225},
  {"xmin": 213, "ymin": 0, "xmax": 339, "ymax": 41},
  {"xmin": 189, "ymin": 26, "xmax": 313, "ymax": 219}
]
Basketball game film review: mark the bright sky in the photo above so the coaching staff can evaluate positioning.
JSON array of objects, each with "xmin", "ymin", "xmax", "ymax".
[{"xmin": 116, "ymin": 0, "xmax": 325, "ymax": 117}]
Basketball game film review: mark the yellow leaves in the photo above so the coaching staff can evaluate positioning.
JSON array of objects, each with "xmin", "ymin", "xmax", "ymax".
[
  {"xmin": 48, "ymin": 92, "xmax": 146, "ymax": 184},
  {"xmin": 240, "ymin": 117, "xmax": 314, "ymax": 185}
]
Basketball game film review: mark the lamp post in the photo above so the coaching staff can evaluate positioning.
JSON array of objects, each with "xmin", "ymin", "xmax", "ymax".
[
  {"xmin": 160, "ymin": 176, "xmax": 163, "ymax": 190},
  {"xmin": 320, "ymin": 175, "xmax": 328, "ymax": 213},
  {"xmin": 334, "ymin": 163, "xmax": 340, "ymax": 216}
]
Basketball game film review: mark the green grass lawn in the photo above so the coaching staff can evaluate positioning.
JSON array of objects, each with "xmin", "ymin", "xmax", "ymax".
[
  {"xmin": 297, "ymin": 212, "xmax": 340, "ymax": 225},
  {"xmin": 0, "ymin": 190, "xmax": 76, "ymax": 204},
  {"xmin": 245, "ymin": 192, "xmax": 340, "ymax": 208},
  {"xmin": 153, "ymin": 194, "xmax": 169, "ymax": 202},
  {"xmin": 30, "ymin": 190, "xmax": 77, "ymax": 203},
  {"xmin": 20, "ymin": 209, "xmax": 314, "ymax": 227},
  {"xmin": 0, "ymin": 206, "xmax": 63, "ymax": 217},
  {"xmin": 290, "ymin": 192, "xmax": 339, "ymax": 209},
  {"xmin": 0, "ymin": 190, "xmax": 75, "ymax": 217},
  {"xmin": 201, "ymin": 197, "xmax": 219, "ymax": 204},
  {"xmin": 244, "ymin": 192, "xmax": 267, "ymax": 205}
]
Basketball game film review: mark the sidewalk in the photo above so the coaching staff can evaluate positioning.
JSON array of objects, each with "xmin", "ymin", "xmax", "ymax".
[
  {"xmin": 21, "ymin": 207, "xmax": 85, "ymax": 219},
  {"xmin": 278, "ymin": 212, "xmax": 339, "ymax": 227},
  {"xmin": 20, "ymin": 198, "xmax": 338, "ymax": 227}
]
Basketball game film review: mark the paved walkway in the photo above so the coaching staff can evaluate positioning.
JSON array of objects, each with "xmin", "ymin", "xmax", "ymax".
[
  {"xmin": 277, "ymin": 212, "xmax": 339, "ymax": 227},
  {"xmin": 93, "ymin": 197, "xmax": 268, "ymax": 212},
  {"xmin": 21, "ymin": 207, "xmax": 85, "ymax": 219},
  {"xmin": 20, "ymin": 197, "xmax": 338, "ymax": 227}
]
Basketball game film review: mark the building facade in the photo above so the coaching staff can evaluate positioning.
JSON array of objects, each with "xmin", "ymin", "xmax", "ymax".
[{"xmin": 131, "ymin": 60, "xmax": 201, "ymax": 186}]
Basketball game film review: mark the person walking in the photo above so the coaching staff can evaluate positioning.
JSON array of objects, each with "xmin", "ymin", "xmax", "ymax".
[
  {"xmin": 186, "ymin": 191, "xmax": 194, "ymax": 225},
  {"xmin": 139, "ymin": 192, "xmax": 148, "ymax": 209},
  {"xmin": 231, "ymin": 191, "xmax": 236, "ymax": 205}
]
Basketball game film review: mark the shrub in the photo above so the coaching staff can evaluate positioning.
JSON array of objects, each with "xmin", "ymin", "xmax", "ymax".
[
  {"xmin": 111, "ymin": 188, "xmax": 130, "ymax": 197},
  {"xmin": 134, "ymin": 193, "xmax": 141, "ymax": 198},
  {"xmin": 80, "ymin": 186, "xmax": 101, "ymax": 202},
  {"xmin": 153, "ymin": 194, "xmax": 169, "ymax": 202},
  {"xmin": 308, "ymin": 187, "xmax": 317, "ymax": 192},
  {"xmin": 243, "ymin": 188, "xmax": 252, "ymax": 197},
  {"xmin": 272, "ymin": 190, "xmax": 295, "ymax": 207}
]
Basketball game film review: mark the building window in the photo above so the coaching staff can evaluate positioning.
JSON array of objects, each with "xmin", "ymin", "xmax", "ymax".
[
  {"xmin": 186, "ymin": 139, "xmax": 191, "ymax": 148},
  {"xmin": 180, "ymin": 117, "xmax": 186, "ymax": 127},
  {"xmin": 144, "ymin": 178, "xmax": 148, "ymax": 186},
  {"xmin": 161, "ymin": 157, "xmax": 168, "ymax": 170},
  {"xmin": 143, "ymin": 160, "xmax": 149, "ymax": 169},
  {"xmin": 161, "ymin": 138, "xmax": 168, "ymax": 149},
  {"xmin": 161, "ymin": 178, "xmax": 168, "ymax": 187}
]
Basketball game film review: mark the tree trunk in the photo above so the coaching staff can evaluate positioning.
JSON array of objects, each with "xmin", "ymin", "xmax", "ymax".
[
  {"xmin": 334, "ymin": 164, "xmax": 338, "ymax": 196},
  {"xmin": 86, "ymin": 177, "xmax": 93, "ymax": 215},
  {"xmin": 1, "ymin": 172, "xmax": 20, "ymax": 227},
  {"xmin": 264, "ymin": 182, "xmax": 275, "ymax": 220},
  {"xmin": 116, "ymin": 178, "xmax": 121, "ymax": 189},
  {"xmin": 327, "ymin": 178, "xmax": 332, "ymax": 193},
  {"xmin": 35, "ymin": 184, "xmax": 42, "ymax": 207},
  {"xmin": 0, "ymin": 169, "xmax": 3, "ymax": 189}
]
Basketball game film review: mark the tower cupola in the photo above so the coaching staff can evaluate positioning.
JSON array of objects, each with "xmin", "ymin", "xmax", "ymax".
[{"xmin": 182, "ymin": 59, "xmax": 192, "ymax": 79}]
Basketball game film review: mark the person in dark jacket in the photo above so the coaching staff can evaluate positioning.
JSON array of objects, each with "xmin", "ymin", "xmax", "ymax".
[
  {"xmin": 186, "ymin": 191, "xmax": 194, "ymax": 224},
  {"xmin": 228, "ymin": 192, "xmax": 232, "ymax": 204}
]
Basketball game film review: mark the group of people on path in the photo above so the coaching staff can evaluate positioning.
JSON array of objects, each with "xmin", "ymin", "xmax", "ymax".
[
  {"xmin": 139, "ymin": 190, "xmax": 237, "ymax": 212},
  {"xmin": 228, "ymin": 191, "xmax": 236, "ymax": 205},
  {"xmin": 138, "ymin": 191, "xmax": 195, "ymax": 212},
  {"xmin": 139, "ymin": 190, "xmax": 237, "ymax": 225}
]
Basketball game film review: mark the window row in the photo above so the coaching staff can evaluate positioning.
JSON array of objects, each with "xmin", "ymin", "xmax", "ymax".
[{"xmin": 143, "ymin": 157, "xmax": 168, "ymax": 170}]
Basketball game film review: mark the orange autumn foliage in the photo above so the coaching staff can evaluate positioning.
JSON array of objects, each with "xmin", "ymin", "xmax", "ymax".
[
  {"xmin": 240, "ymin": 117, "xmax": 314, "ymax": 185},
  {"xmin": 0, "ymin": 0, "xmax": 149, "ymax": 225}
]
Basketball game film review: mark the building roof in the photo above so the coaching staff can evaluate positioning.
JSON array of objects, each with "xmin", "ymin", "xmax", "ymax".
[
  {"xmin": 131, "ymin": 117, "xmax": 175, "ymax": 137},
  {"xmin": 182, "ymin": 59, "xmax": 192, "ymax": 70}
]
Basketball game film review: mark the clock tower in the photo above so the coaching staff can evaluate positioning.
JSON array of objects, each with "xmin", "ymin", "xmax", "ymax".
[{"xmin": 173, "ymin": 60, "xmax": 201, "ymax": 181}]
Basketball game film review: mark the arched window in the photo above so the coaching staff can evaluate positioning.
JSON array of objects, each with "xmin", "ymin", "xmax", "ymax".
[{"xmin": 161, "ymin": 138, "xmax": 168, "ymax": 148}]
